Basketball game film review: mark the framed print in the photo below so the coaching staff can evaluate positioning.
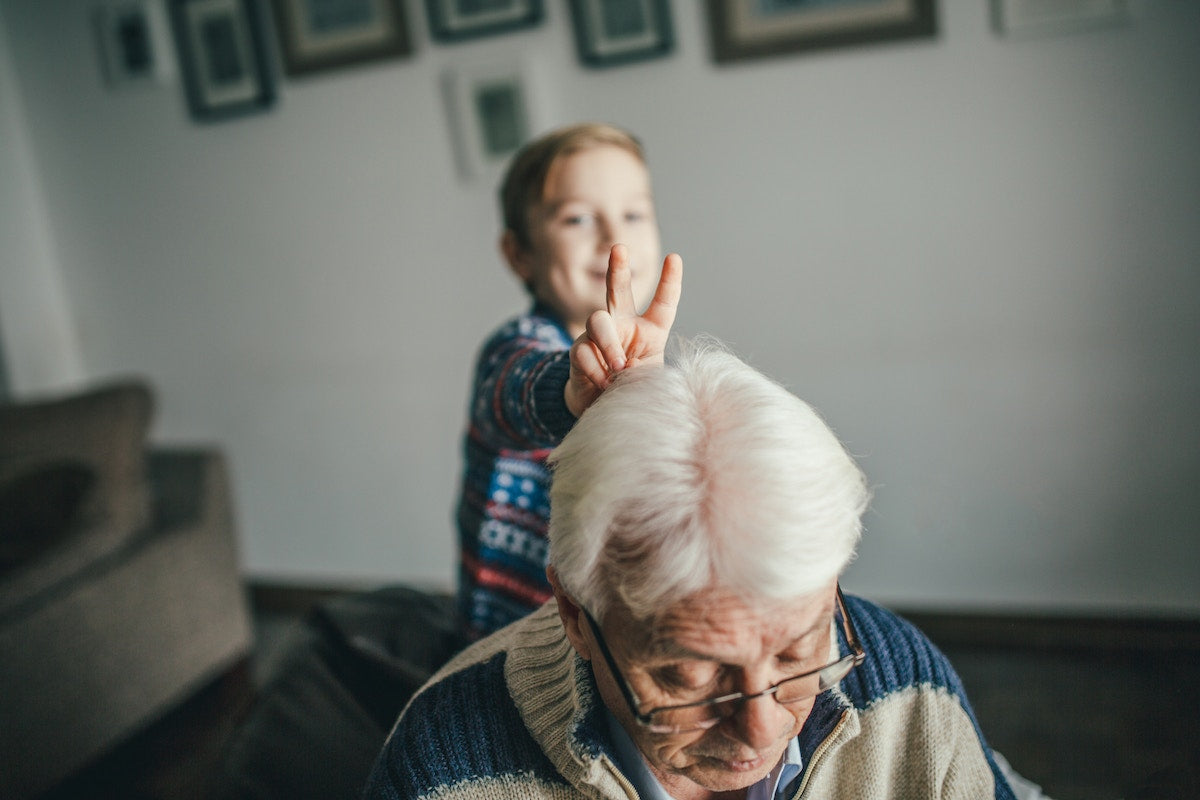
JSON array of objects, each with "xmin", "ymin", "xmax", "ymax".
[
  {"xmin": 94, "ymin": 0, "xmax": 175, "ymax": 87},
  {"xmin": 569, "ymin": 0, "xmax": 674, "ymax": 68},
  {"xmin": 271, "ymin": 0, "xmax": 412, "ymax": 75},
  {"xmin": 169, "ymin": 0, "xmax": 276, "ymax": 121},
  {"xmin": 442, "ymin": 61, "xmax": 540, "ymax": 181},
  {"xmin": 992, "ymin": 0, "xmax": 1128, "ymax": 38},
  {"xmin": 706, "ymin": 0, "xmax": 937, "ymax": 64},
  {"xmin": 424, "ymin": 0, "xmax": 543, "ymax": 43}
]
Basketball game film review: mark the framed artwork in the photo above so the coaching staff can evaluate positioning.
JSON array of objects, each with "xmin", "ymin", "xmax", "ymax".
[
  {"xmin": 270, "ymin": 0, "xmax": 412, "ymax": 75},
  {"xmin": 94, "ymin": 0, "xmax": 175, "ymax": 87},
  {"xmin": 705, "ymin": 0, "xmax": 937, "ymax": 64},
  {"xmin": 568, "ymin": 0, "xmax": 673, "ymax": 68},
  {"xmin": 443, "ymin": 61, "xmax": 539, "ymax": 180},
  {"xmin": 991, "ymin": 0, "xmax": 1128, "ymax": 38},
  {"xmin": 168, "ymin": 0, "xmax": 276, "ymax": 121},
  {"xmin": 424, "ymin": 0, "xmax": 543, "ymax": 42}
]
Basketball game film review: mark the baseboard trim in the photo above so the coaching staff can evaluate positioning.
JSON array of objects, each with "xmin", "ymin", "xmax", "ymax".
[{"xmin": 894, "ymin": 608, "xmax": 1200, "ymax": 653}]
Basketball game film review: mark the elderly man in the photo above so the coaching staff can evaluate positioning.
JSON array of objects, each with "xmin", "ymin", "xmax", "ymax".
[{"xmin": 364, "ymin": 339, "xmax": 1017, "ymax": 799}]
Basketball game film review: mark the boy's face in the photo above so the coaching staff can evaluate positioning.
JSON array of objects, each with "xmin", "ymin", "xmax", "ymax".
[{"xmin": 505, "ymin": 145, "xmax": 661, "ymax": 337}]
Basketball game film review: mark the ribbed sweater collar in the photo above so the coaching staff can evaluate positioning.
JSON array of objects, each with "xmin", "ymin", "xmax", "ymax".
[{"xmin": 504, "ymin": 602, "xmax": 634, "ymax": 799}]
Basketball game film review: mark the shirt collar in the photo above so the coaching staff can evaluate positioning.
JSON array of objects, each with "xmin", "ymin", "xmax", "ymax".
[
  {"xmin": 602, "ymin": 705, "xmax": 803, "ymax": 800},
  {"xmin": 748, "ymin": 737, "xmax": 803, "ymax": 800}
]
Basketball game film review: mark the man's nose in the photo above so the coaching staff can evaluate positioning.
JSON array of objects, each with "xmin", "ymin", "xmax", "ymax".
[{"xmin": 727, "ymin": 694, "xmax": 791, "ymax": 750}]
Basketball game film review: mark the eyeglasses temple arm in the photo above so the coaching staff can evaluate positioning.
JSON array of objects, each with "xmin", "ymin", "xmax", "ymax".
[
  {"xmin": 836, "ymin": 584, "xmax": 867, "ymax": 667},
  {"xmin": 581, "ymin": 607, "xmax": 656, "ymax": 726}
]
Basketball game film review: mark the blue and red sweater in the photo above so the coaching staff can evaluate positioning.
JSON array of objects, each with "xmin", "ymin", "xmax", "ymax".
[{"xmin": 456, "ymin": 303, "xmax": 576, "ymax": 639}]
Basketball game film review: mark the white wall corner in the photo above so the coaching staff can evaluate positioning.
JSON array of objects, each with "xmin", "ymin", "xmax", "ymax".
[{"xmin": 0, "ymin": 2, "xmax": 84, "ymax": 395}]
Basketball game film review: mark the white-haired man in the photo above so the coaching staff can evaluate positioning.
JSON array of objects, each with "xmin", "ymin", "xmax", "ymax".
[{"xmin": 364, "ymin": 340, "xmax": 1018, "ymax": 800}]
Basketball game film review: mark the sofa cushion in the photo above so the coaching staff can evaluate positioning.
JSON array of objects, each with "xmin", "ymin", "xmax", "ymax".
[
  {"xmin": 0, "ymin": 379, "xmax": 154, "ymax": 617},
  {"xmin": 0, "ymin": 461, "xmax": 96, "ymax": 575},
  {"xmin": 0, "ymin": 379, "xmax": 153, "ymax": 533},
  {"xmin": 213, "ymin": 587, "xmax": 464, "ymax": 800}
]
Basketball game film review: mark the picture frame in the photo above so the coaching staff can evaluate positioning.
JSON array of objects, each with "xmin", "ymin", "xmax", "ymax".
[
  {"xmin": 568, "ymin": 0, "xmax": 674, "ymax": 68},
  {"xmin": 991, "ymin": 0, "xmax": 1128, "ymax": 38},
  {"xmin": 168, "ymin": 0, "xmax": 276, "ymax": 121},
  {"xmin": 424, "ymin": 0, "xmax": 543, "ymax": 43},
  {"xmin": 442, "ymin": 61, "xmax": 541, "ymax": 181},
  {"xmin": 705, "ymin": 0, "xmax": 937, "ymax": 64},
  {"xmin": 94, "ymin": 0, "xmax": 175, "ymax": 87},
  {"xmin": 270, "ymin": 0, "xmax": 412, "ymax": 76}
]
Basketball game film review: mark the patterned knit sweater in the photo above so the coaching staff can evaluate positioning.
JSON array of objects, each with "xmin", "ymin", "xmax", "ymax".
[
  {"xmin": 456, "ymin": 303, "xmax": 576, "ymax": 639},
  {"xmin": 363, "ymin": 595, "xmax": 1017, "ymax": 800}
]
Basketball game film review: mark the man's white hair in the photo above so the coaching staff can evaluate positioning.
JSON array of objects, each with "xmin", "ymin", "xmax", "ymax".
[{"xmin": 548, "ymin": 337, "xmax": 870, "ymax": 622}]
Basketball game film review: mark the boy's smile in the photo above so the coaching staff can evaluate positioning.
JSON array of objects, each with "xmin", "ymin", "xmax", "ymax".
[{"xmin": 505, "ymin": 144, "xmax": 662, "ymax": 337}]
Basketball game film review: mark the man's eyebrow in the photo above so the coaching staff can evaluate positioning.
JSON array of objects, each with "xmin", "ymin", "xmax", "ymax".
[
  {"xmin": 643, "ymin": 636, "xmax": 708, "ymax": 661},
  {"xmin": 641, "ymin": 611, "xmax": 831, "ymax": 662}
]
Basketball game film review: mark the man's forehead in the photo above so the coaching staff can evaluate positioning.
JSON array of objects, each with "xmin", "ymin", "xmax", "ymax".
[{"xmin": 620, "ymin": 585, "xmax": 835, "ymax": 660}]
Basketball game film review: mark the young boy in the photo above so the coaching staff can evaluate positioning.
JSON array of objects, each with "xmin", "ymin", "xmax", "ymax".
[{"xmin": 457, "ymin": 123, "xmax": 682, "ymax": 639}]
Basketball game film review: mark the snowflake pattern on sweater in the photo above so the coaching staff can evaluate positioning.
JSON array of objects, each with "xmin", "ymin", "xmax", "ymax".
[{"xmin": 456, "ymin": 304, "xmax": 576, "ymax": 639}]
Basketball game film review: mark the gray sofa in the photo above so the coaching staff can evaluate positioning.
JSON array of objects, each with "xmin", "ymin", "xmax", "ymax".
[{"xmin": 0, "ymin": 378, "xmax": 252, "ymax": 799}]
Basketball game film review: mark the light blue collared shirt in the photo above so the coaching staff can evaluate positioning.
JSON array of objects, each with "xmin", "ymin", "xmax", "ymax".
[{"xmin": 603, "ymin": 705, "xmax": 804, "ymax": 800}]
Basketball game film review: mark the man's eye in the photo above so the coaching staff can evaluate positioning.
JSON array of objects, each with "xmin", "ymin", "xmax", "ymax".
[
  {"xmin": 776, "ymin": 647, "xmax": 821, "ymax": 675},
  {"xmin": 656, "ymin": 664, "xmax": 719, "ymax": 692},
  {"xmin": 776, "ymin": 656, "xmax": 806, "ymax": 673}
]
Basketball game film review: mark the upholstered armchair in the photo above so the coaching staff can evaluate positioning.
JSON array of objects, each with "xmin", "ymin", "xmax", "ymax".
[{"xmin": 0, "ymin": 379, "xmax": 252, "ymax": 799}]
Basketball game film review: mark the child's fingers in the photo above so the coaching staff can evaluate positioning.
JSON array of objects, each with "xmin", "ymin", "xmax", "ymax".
[
  {"xmin": 641, "ymin": 253, "xmax": 683, "ymax": 329},
  {"xmin": 570, "ymin": 338, "xmax": 611, "ymax": 390},
  {"xmin": 606, "ymin": 244, "xmax": 637, "ymax": 318},
  {"xmin": 585, "ymin": 310, "xmax": 626, "ymax": 373}
]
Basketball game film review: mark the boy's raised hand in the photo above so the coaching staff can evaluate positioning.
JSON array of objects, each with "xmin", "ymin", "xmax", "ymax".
[{"xmin": 565, "ymin": 244, "xmax": 683, "ymax": 417}]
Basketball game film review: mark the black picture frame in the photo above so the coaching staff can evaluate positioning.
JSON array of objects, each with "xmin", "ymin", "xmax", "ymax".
[
  {"xmin": 443, "ymin": 61, "xmax": 536, "ymax": 180},
  {"xmin": 424, "ymin": 0, "xmax": 543, "ymax": 43},
  {"xmin": 706, "ymin": 0, "xmax": 936, "ymax": 64},
  {"xmin": 270, "ymin": 0, "xmax": 412, "ymax": 76},
  {"xmin": 168, "ymin": 0, "xmax": 276, "ymax": 121},
  {"xmin": 569, "ymin": 0, "xmax": 673, "ymax": 68},
  {"xmin": 95, "ymin": 0, "xmax": 171, "ymax": 87}
]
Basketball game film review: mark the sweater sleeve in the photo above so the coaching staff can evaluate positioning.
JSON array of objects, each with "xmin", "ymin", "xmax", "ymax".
[{"xmin": 468, "ymin": 320, "xmax": 576, "ymax": 451}]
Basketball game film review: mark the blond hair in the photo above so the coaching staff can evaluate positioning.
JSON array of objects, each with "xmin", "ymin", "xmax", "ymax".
[{"xmin": 499, "ymin": 123, "xmax": 647, "ymax": 249}]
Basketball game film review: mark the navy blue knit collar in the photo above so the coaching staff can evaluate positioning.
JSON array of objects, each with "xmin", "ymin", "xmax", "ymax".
[
  {"xmin": 529, "ymin": 300, "xmax": 571, "ymax": 342},
  {"xmin": 569, "ymin": 659, "xmax": 618, "ymax": 759},
  {"xmin": 795, "ymin": 618, "xmax": 856, "ymax": 772}
]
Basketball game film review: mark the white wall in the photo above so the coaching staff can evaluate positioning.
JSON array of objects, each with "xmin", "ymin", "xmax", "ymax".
[
  {"xmin": 2, "ymin": 1, "xmax": 1197, "ymax": 614},
  {"xmin": 0, "ymin": 2, "xmax": 83, "ymax": 391}
]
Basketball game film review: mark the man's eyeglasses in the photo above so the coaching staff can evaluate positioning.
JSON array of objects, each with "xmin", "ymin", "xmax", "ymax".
[{"xmin": 581, "ymin": 584, "xmax": 865, "ymax": 735}]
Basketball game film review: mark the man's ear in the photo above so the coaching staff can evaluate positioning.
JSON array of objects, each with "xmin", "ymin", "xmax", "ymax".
[
  {"xmin": 500, "ymin": 230, "xmax": 533, "ymax": 283},
  {"xmin": 547, "ymin": 565, "xmax": 592, "ymax": 661}
]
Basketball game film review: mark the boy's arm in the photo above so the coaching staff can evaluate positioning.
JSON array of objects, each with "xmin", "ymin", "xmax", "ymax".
[
  {"xmin": 468, "ymin": 245, "xmax": 683, "ymax": 450},
  {"xmin": 469, "ymin": 329, "xmax": 576, "ymax": 451},
  {"xmin": 565, "ymin": 245, "xmax": 683, "ymax": 417}
]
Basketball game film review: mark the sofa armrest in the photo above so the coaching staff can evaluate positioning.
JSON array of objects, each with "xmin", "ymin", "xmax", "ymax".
[
  {"xmin": 147, "ymin": 447, "xmax": 231, "ymax": 531},
  {"xmin": 1, "ymin": 445, "xmax": 252, "ymax": 798}
]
